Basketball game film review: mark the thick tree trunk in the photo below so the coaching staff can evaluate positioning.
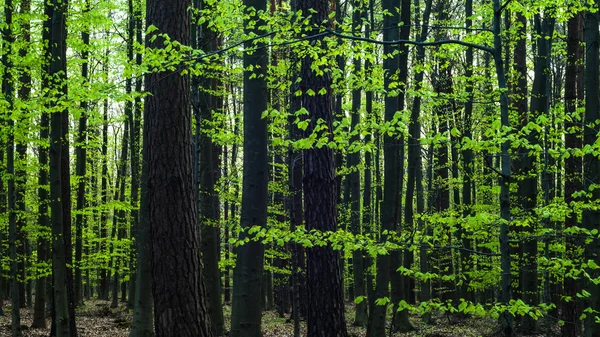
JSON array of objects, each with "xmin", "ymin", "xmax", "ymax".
[
  {"xmin": 296, "ymin": 1, "xmax": 348, "ymax": 336},
  {"xmin": 145, "ymin": 0, "xmax": 213, "ymax": 335},
  {"xmin": 48, "ymin": 0, "xmax": 72, "ymax": 335}
]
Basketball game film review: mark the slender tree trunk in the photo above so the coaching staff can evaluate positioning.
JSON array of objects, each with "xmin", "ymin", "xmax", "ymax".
[
  {"xmin": 3, "ymin": 0, "xmax": 23, "ymax": 334},
  {"xmin": 349, "ymin": 0, "xmax": 367, "ymax": 327},
  {"xmin": 193, "ymin": 2, "xmax": 225, "ymax": 333},
  {"xmin": 367, "ymin": 1, "xmax": 400, "ymax": 336},
  {"xmin": 74, "ymin": 0, "xmax": 91, "ymax": 307},
  {"xmin": 33, "ymin": 9, "xmax": 51, "ymax": 324},
  {"xmin": 126, "ymin": 0, "xmax": 140, "ymax": 310},
  {"xmin": 562, "ymin": 12, "xmax": 583, "ymax": 337},
  {"xmin": 459, "ymin": 0, "xmax": 474, "ymax": 305},
  {"xmin": 492, "ymin": 0, "xmax": 513, "ymax": 334},
  {"xmin": 128, "ymin": 3, "xmax": 153, "ymax": 330},
  {"xmin": 409, "ymin": 0, "xmax": 432, "ymax": 323},
  {"xmin": 129, "ymin": 0, "xmax": 153, "ymax": 333},
  {"xmin": 111, "ymin": 121, "xmax": 129, "ymax": 309}
]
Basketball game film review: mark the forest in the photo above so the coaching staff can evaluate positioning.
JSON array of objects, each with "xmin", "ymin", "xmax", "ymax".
[{"xmin": 0, "ymin": 0, "xmax": 599, "ymax": 336}]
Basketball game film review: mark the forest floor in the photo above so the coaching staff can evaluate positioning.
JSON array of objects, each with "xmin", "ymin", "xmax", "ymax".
[{"xmin": 0, "ymin": 301, "xmax": 557, "ymax": 337}]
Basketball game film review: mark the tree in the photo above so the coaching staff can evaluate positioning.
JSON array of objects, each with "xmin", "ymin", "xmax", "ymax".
[
  {"xmin": 230, "ymin": 0, "xmax": 269, "ymax": 336},
  {"xmin": 297, "ymin": 1, "xmax": 348, "ymax": 336},
  {"xmin": 367, "ymin": 0, "xmax": 401, "ymax": 335},
  {"xmin": 349, "ymin": 0, "xmax": 367, "ymax": 327},
  {"xmin": 582, "ymin": 2, "xmax": 600, "ymax": 335},
  {"xmin": 145, "ymin": 0, "xmax": 213, "ymax": 335},
  {"xmin": 193, "ymin": 1, "xmax": 225, "ymax": 333},
  {"xmin": 2, "ymin": 0, "xmax": 23, "ymax": 333}
]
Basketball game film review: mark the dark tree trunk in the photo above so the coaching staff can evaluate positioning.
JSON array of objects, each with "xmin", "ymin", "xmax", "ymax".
[
  {"xmin": 193, "ymin": 2, "xmax": 224, "ymax": 333},
  {"xmin": 33, "ymin": 3, "xmax": 51, "ymax": 323},
  {"xmin": 129, "ymin": 0, "xmax": 153, "ymax": 334},
  {"xmin": 48, "ymin": 0, "xmax": 72, "ymax": 335},
  {"xmin": 349, "ymin": 0, "xmax": 367, "ymax": 327},
  {"xmin": 366, "ymin": 1, "xmax": 400, "ymax": 335},
  {"xmin": 562, "ymin": 12, "xmax": 583, "ymax": 337},
  {"xmin": 492, "ymin": 0, "xmax": 513, "ymax": 334},
  {"xmin": 391, "ymin": 0, "xmax": 413, "ymax": 329},
  {"xmin": 74, "ymin": 0, "xmax": 90, "ymax": 307},
  {"xmin": 583, "ymin": 4, "xmax": 600, "ymax": 336},
  {"xmin": 229, "ymin": 0, "xmax": 269, "ymax": 335},
  {"xmin": 145, "ymin": 0, "xmax": 213, "ymax": 335},
  {"xmin": 129, "ymin": 3, "xmax": 153, "ymax": 331},
  {"xmin": 3, "ymin": 0, "xmax": 23, "ymax": 333},
  {"xmin": 459, "ymin": 0, "xmax": 474, "ymax": 305},
  {"xmin": 299, "ymin": 1, "xmax": 347, "ymax": 335},
  {"xmin": 409, "ymin": 0, "xmax": 432, "ymax": 323},
  {"xmin": 127, "ymin": 0, "xmax": 140, "ymax": 310}
]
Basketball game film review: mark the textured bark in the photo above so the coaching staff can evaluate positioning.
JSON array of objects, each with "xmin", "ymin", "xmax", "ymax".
[
  {"xmin": 229, "ymin": 0, "xmax": 269, "ymax": 336},
  {"xmin": 298, "ymin": 1, "xmax": 347, "ymax": 336},
  {"xmin": 145, "ymin": 0, "xmax": 213, "ymax": 335}
]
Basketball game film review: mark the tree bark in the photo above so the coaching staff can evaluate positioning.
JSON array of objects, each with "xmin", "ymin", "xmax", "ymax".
[
  {"xmin": 145, "ymin": 0, "xmax": 213, "ymax": 335},
  {"xmin": 366, "ymin": 1, "xmax": 400, "ymax": 336},
  {"xmin": 583, "ymin": 4, "xmax": 600, "ymax": 336},
  {"xmin": 230, "ymin": 0, "xmax": 269, "ymax": 336},
  {"xmin": 298, "ymin": 1, "xmax": 348, "ymax": 335},
  {"xmin": 562, "ymin": 12, "xmax": 583, "ymax": 337}
]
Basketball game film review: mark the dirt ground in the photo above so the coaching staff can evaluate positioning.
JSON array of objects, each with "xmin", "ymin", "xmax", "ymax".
[{"xmin": 0, "ymin": 301, "xmax": 555, "ymax": 337}]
